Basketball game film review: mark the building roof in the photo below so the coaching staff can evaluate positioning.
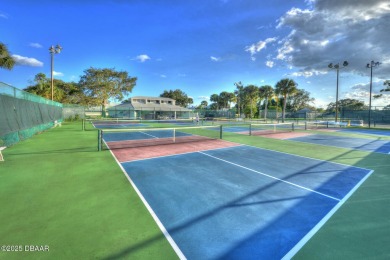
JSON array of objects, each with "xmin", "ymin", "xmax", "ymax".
[{"xmin": 107, "ymin": 96, "xmax": 192, "ymax": 112}]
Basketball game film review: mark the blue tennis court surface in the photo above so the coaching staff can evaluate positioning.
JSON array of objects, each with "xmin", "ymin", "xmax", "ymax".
[
  {"xmin": 335, "ymin": 128, "xmax": 390, "ymax": 136},
  {"xmin": 288, "ymin": 134, "xmax": 390, "ymax": 154},
  {"xmin": 121, "ymin": 145, "xmax": 372, "ymax": 259}
]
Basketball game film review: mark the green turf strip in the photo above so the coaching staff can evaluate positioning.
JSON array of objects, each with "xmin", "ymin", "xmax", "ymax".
[{"xmin": 0, "ymin": 122, "xmax": 177, "ymax": 259}]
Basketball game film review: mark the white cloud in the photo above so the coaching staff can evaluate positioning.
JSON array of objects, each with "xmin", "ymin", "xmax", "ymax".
[
  {"xmin": 274, "ymin": 0, "xmax": 390, "ymax": 78},
  {"xmin": 53, "ymin": 71, "xmax": 64, "ymax": 77},
  {"xmin": 134, "ymin": 54, "xmax": 151, "ymax": 62},
  {"xmin": 245, "ymin": 37, "xmax": 277, "ymax": 59},
  {"xmin": 340, "ymin": 80, "xmax": 390, "ymax": 106},
  {"xmin": 265, "ymin": 60, "xmax": 274, "ymax": 68},
  {"xmin": 198, "ymin": 96, "xmax": 209, "ymax": 101},
  {"xmin": 29, "ymin": 43, "xmax": 43, "ymax": 48},
  {"xmin": 291, "ymin": 70, "xmax": 327, "ymax": 78},
  {"xmin": 160, "ymin": 74, "xmax": 167, "ymax": 78},
  {"xmin": 0, "ymin": 12, "xmax": 8, "ymax": 19},
  {"xmin": 12, "ymin": 55, "xmax": 43, "ymax": 67},
  {"xmin": 210, "ymin": 56, "xmax": 221, "ymax": 62}
]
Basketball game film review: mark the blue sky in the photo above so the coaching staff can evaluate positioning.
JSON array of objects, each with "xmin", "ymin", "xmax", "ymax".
[{"xmin": 1, "ymin": 0, "xmax": 389, "ymax": 107}]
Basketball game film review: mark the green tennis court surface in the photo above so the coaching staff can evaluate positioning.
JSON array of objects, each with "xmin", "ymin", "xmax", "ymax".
[{"xmin": 1, "ymin": 121, "xmax": 389, "ymax": 259}]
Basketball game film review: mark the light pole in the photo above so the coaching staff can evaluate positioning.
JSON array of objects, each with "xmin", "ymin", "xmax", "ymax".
[
  {"xmin": 49, "ymin": 44, "xmax": 62, "ymax": 101},
  {"xmin": 328, "ymin": 61, "xmax": 348, "ymax": 122},
  {"xmin": 366, "ymin": 60, "xmax": 381, "ymax": 128},
  {"xmin": 234, "ymin": 81, "xmax": 243, "ymax": 118}
]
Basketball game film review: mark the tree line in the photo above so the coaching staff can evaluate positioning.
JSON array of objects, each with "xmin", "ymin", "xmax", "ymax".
[
  {"xmin": 202, "ymin": 79, "xmax": 390, "ymax": 120},
  {"xmin": 204, "ymin": 79, "xmax": 315, "ymax": 121},
  {"xmin": 1, "ymin": 41, "xmax": 389, "ymax": 114}
]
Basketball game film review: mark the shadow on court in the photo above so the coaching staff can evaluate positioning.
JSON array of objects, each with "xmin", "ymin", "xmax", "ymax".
[{"xmin": 102, "ymin": 143, "xmax": 372, "ymax": 259}]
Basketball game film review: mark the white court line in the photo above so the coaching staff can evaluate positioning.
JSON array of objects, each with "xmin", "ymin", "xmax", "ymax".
[
  {"xmin": 139, "ymin": 131, "xmax": 160, "ymax": 138},
  {"xmin": 198, "ymin": 151, "xmax": 341, "ymax": 201},
  {"xmin": 282, "ymin": 170, "xmax": 374, "ymax": 259},
  {"xmin": 106, "ymin": 148, "xmax": 186, "ymax": 260},
  {"xmin": 238, "ymin": 143, "xmax": 373, "ymax": 172}
]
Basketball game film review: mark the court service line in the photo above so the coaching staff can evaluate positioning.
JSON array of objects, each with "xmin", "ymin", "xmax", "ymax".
[
  {"xmin": 198, "ymin": 151, "xmax": 341, "ymax": 201},
  {"xmin": 105, "ymin": 143, "xmax": 186, "ymax": 259},
  {"xmin": 139, "ymin": 131, "xmax": 159, "ymax": 139}
]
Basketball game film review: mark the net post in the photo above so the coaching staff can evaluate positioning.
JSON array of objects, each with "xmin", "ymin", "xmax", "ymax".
[
  {"xmin": 327, "ymin": 121, "xmax": 329, "ymax": 128},
  {"xmin": 220, "ymin": 125, "xmax": 223, "ymax": 139},
  {"xmin": 292, "ymin": 122, "xmax": 295, "ymax": 131},
  {"xmin": 249, "ymin": 124, "xmax": 252, "ymax": 136},
  {"xmin": 173, "ymin": 128, "xmax": 176, "ymax": 143},
  {"xmin": 82, "ymin": 119, "xmax": 85, "ymax": 131},
  {"xmin": 305, "ymin": 121, "xmax": 307, "ymax": 130},
  {"xmin": 98, "ymin": 130, "xmax": 102, "ymax": 151}
]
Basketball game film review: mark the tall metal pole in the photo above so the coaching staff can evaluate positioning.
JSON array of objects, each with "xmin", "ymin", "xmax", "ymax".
[
  {"xmin": 50, "ymin": 51, "xmax": 54, "ymax": 101},
  {"xmin": 366, "ymin": 61, "xmax": 380, "ymax": 128},
  {"xmin": 368, "ymin": 64, "xmax": 373, "ymax": 128},
  {"xmin": 328, "ymin": 61, "xmax": 348, "ymax": 123},
  {"xmin": 49, "ymin": 44, "xmax": 62, "ymax": 101},
  {"xmin": 335, "ymin": 68, "xmax": 339, "ymax": 122}
]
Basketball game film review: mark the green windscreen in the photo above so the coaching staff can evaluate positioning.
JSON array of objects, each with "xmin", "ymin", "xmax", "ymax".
[{"xmin": 0, "ymin": 82, "xmax": 63, "ymax": 147}]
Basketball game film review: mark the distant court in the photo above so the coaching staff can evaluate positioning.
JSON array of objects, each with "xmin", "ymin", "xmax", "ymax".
[{"xmin": 288, "ymin": 134, "xmax": 390, "ymax": 154}]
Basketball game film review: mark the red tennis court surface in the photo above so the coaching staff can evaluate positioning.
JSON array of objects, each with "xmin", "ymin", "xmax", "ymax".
[{"xmin": 111, "ymin": 139, "xmax": 240, "ymax": 162}]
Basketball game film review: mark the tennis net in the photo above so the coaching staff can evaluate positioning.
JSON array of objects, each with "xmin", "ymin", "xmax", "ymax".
[
  {"xmin": 304, "ymin": 121, "xmax": 348, "ymax": 130},
  {"xmin": 84, "ymin": 118, "xmax": 204, "ymax": 130},
  {"xmin": 98, "ymin": 125, "xmax": 222, "ymax": 151},
  {"xmin": 249, "ymin": 123, "xmax": 294, "ymax": 136}
]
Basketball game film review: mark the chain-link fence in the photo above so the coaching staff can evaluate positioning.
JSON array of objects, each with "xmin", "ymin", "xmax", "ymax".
[{"xmin": 0, "ymin": 82, "xmax": 63, "ymax": 147}]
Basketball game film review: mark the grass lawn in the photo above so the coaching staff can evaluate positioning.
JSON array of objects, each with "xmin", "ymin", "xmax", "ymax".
[{"xmin": 0, "ymin": 122, "xmax": 177, "ymax": 259}]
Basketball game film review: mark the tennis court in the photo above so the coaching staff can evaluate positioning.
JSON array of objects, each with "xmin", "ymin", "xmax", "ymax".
[
  {"xmin": 3, "ymin": 121, "xmax": 390, "ymax": 259},
  {"xmin": 334, "ymin": 128, "xmax": 390, "ymax": 136},
  {"xmin": 287, "ymin": 134, "xmax": 390, "ymax": 154},
  {"xmin": 102, "ymin": 126, "xmax": 373, "ymax": 259}
]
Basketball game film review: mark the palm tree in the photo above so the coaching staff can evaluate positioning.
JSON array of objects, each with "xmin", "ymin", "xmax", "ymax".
[
  {"xmin": 0, "ymin": 42, "xmax": 15, "ymax": 70},
  {"xmin": 200, "ymin": 100, "xmax": 208, "ymax": 108},
  {"xmin": 219, "ymin": 91, "xmax": 231, "ymax": 109},
  {"xmin": 243, "ymin": 84, "xmax": 259, "ymax": 119},
  {"xmin": 275, "ymin": 78, "xmax": 297, "ymax": 122},
  {"xmin": 259, "ymin": 85, "xmax": 274, "ymax": 120},
  {"xmin": 234, "ymin": 82, "xmax": 244, "ymax": 117},
  {"xmin": 258, "ymin": 88, "xmax": 265, "ymax": 119},
  {"xmin": 210, "ymin": 94, "xmax": 220, "ymax": 110}
]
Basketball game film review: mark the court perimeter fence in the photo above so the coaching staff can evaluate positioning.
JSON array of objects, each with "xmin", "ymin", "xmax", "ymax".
[{"xmin": 0, "ymin": 82, "xmax": 63, "ymax": 147}]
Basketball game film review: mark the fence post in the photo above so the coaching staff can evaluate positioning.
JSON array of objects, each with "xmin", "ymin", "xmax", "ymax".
[{"xmin": 98, "ymin": 130, "xmax": 102, "ymax": 151}]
